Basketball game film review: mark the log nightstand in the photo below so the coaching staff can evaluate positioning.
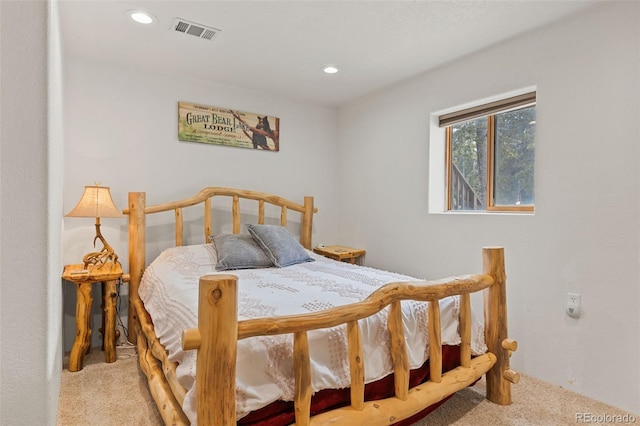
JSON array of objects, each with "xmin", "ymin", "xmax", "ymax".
[
  {"xmin": 62, "ymin": 262, "xmax": 122, "ymax": 372},
  {"xmin": 313, "ymin": 245, "xmax": 366, "ymax": 265}
]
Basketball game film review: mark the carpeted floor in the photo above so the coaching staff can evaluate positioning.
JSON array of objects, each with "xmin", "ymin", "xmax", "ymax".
[{"xmin": 57, "ymin": 346, "xmax": 636, "ymax": 425}]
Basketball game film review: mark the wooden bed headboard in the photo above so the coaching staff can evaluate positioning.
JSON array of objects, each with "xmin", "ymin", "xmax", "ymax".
[{"xmin": 122, "ymin": 187, "xmax": 318, "ymax": 344}]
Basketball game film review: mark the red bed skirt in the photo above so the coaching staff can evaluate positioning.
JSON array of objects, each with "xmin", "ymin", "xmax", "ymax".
[{"xmin": 238, "ymin": 345, "xmax": 465, "ymax": 426}]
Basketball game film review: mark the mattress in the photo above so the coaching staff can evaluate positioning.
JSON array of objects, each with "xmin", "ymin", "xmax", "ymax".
[{"xmin": 138, "ymin": 243, "xmax": 487, "ymax": 424}]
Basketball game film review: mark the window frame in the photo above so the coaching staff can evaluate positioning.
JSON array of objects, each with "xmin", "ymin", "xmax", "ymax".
[{"xmin": 443, "ymin": 94, "xmax": 536, "ymax": 213}]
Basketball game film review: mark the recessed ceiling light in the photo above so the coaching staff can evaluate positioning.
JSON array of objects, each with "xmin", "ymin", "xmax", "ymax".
[
  {"xmin": 323, "ymin": 65, "xmax": 339, "ymax": 74},
  {"xmin": 125, "ymin": 9, "xmax": 157, "ymax": 25}
]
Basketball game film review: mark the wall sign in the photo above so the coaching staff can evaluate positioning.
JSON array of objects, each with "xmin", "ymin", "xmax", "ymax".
[{"xmin": 178, "ymin": 101, "xmax": 279, "ymax": 151}]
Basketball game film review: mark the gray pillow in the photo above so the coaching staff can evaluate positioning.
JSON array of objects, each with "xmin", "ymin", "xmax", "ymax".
[
  {"xmin": 246, "ymin": 224, "xmax": 314, "ymax": 267},
  {"xmin": 209, "ymin": 233, "xmax": 274, "ymax": 271}
]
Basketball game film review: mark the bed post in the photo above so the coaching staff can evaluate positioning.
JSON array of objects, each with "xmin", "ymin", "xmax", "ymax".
[
  {"xmin": 301, "ymin": 196, "xmax": 314, "ymax": 249},
  {"xmin": 482, "ymin": 247, "xmax": 519, "ymax": 405},
  {"xmin": 127, "ymin": 192, "xmax": 146, "ymax": 344},
  {"xmin": 182, "ymin": 275, "xmax": 238, "ymax": 425}
]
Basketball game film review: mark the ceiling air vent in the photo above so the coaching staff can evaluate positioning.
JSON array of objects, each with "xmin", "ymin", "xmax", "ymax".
[{"xmin": 171, "ymin": 18, "xmax": 220, "ymax": 41}]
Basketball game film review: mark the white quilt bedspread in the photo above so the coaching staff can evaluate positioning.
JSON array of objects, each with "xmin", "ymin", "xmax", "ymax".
[{"xmin": 139, "ymin": 243, "xmax": 486, "ymax": 423}]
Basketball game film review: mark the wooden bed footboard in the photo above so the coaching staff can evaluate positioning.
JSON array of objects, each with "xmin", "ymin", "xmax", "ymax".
[{"xmin": 181, "ymin": 247, "xmax": 519, "ymax": 425}]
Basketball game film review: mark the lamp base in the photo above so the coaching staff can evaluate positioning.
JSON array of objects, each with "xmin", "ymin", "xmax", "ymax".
[
  {"xmin": 83, "ymin": 223, "xmax": 119, "ymax": 268},
  {"xmin": 82, "ymin": 248, "xmax": 119, "ymax": 269}
]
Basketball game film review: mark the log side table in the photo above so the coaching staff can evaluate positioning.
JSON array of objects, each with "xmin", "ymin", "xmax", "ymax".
[
  {"xmin": 313, "ymin": 245, "xmax": 366, "ymax": 265},
  {"xmin": 62, "ymin": 262, "xmax": 122, "ymax": 372}
]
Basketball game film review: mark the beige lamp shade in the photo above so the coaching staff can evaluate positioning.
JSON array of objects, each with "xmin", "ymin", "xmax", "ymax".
[{"xmin": 65, "ymin": 185, "xmax": 122, "ymax": 218}]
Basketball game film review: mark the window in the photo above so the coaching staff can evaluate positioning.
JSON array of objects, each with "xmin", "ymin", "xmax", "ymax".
[{"xmin": 440, "ymin": 92, "xmax": 536, "ymax": 212}]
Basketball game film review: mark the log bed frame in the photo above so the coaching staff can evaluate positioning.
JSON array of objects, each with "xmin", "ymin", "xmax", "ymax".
[{"xmin": 124, "ymin": 187, "xmax": 519, "ymax": 425}]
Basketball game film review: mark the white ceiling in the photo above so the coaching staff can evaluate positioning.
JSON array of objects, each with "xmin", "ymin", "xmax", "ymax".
[{"xmin": 59, "ymin": 0, "xmax": 603, "ymax": 107}]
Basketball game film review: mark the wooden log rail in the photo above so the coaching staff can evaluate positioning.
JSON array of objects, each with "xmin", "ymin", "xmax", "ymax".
[
  {"xmin": 134, "ymin": 299, "xmax": 186, "ymax": 405},
  {"xmin": 134, "ymin": 319, "xmax": 189, "ymax": 425},
  {"xmin": 181, "ymin": 247, "xmax": 518, "ymax": 425}
]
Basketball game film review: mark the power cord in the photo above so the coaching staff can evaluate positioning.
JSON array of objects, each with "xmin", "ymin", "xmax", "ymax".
[{"xmin": 115, "ymin": 277, "xmax": 134, "ymax": 348}]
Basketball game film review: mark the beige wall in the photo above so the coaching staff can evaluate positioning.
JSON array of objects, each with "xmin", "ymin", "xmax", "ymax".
[
  {"xmin": 337, "ymin": 1, "xmax": 640, "ymax": 414},
  {"xmin": 0, "ymin": 1, "xmax": 64, "ymax": 424}
]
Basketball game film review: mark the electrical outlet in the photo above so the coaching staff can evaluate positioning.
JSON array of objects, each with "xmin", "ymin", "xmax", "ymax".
[{"xmin": 567, "ymin": 292, "xmax": 581, "ymax": 318}]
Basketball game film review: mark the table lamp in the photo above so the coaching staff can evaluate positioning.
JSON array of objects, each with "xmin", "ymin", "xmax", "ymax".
[{"xmin": 65, "ymin": 184, "xmax": 122, "ymax": 268}]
